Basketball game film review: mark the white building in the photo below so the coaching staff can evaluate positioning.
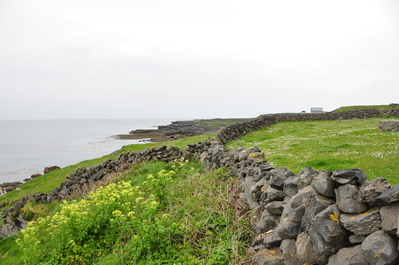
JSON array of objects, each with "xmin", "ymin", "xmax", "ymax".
[{"xmin": 310, "ymin": 107, "xmax": 323, "ymax": 113}]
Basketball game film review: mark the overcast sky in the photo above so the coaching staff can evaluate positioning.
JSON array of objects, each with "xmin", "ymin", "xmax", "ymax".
[{"xmin": 1, "ymin": 0, "xmax": 398, "ymax": 120}]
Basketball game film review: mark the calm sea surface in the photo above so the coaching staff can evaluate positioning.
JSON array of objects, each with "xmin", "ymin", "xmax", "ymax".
[{"xmin": 0, "ymin": 119, "xmax": 177, "ymax": 183}]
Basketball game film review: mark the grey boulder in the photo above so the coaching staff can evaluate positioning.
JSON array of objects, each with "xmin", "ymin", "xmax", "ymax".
[
  {"xmin": 327, "ymin": 245, "xmax": 366, "ymax": 265},
  {"xmin": 308, "ymin": 204, "xmax": 349, "ymax": 256},
  {"xmin": 335, "ymin": 184, "xmax": 368, "ymax": 214},
  {"xmin": 340, "ymin": 208, "xmax": 382, "ymax": 235},
  {"xmin": 359, "ymin": 177, "xmax": 391, "ymax": 203},
  {"xmin": 331, "ymin": 168, "xmax": 366, "ymax": 185},
  {"xmin": 361, "ymin": 230, "xmax": 398, "ymax": 265}
]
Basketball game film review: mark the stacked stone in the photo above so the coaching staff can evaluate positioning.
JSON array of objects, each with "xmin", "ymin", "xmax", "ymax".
[
  {"xmin": 1, "ymin": 200, "xmax": 28, "ymax": 238},
  {"xmin": 270, "ymin": 108, "xmax": 399, "ymax": 123},
  {"xmin": 0, "ymin": 182, "xmax": 23, "ymax": 194},
  {"xmin": 183, "ymin": 140, "xmax": 213, "ymax": 159},
  {"xmin": 379, "ymin": 120, "xmax": 399, "ymax": 132},
  {"xmin": 216, "ymin": 116, "xmax": 277, "ymax": 144},
  {"xmin": 46, "ymin": 145, "xmax": 186, "ymax": 203},
  {"xmin": 240, "ymin": 164, "xmax": 399, "ymax": 265}
]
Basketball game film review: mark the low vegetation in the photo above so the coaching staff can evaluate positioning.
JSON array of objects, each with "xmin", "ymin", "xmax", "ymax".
[
  {"xmin": 1, "ymin": 159, "xmax": 251, "ymax": 264},
  {"xmin": 227, "ymin": 117, "xmax": 399, "ymax": 184},
  {"xmin": 332, "ymin": 104, "xmax": 397, "ymax": 112}
]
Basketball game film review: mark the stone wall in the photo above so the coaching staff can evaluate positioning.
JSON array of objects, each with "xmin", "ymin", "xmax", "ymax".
[
  {"xmin": 2, "ymin": 108, "xmax": 399, "ymax": 264},
  {"xmin": 271, "ymin": 108, "xmax": 399, "ymax": 122},
  {"xmin": 189, "ymin": 137, "xmax": 399, "ymax": 264}
]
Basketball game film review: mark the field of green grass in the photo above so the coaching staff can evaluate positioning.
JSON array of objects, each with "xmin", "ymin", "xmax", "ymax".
[
  {"xmin": 332, "ymin": 104, "xmax": 396, "ymax": 112},
  {"xmin": 227, "ymin": 118, "xmax": 399, "ymax": 184}
]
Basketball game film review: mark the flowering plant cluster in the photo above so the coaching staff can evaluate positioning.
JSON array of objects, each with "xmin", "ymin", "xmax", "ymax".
[
  {"xmin": 15, "ymin": 157, "xmax": 250, "ymax": 264},
  {"xmin": 16, "ymin": 159, "xmax": 192, "ymax": 265}
]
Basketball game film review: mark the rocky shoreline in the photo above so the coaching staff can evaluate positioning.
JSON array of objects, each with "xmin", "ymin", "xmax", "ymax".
[
  {"xmin": 116, "ymin": 118, "xmax": 251, "ymax": 142},
  {"xmin": 0, "ymin": 166, "xmax": 60, "ymax": 195}
]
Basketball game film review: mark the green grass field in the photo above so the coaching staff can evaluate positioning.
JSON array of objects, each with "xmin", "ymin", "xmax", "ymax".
[
  {"xmin": 227, "ymin": 118, "xmax": 399, "ymax": 184},
  {"xmin": 332, "ymin": 104, "xmax": 396, "ymax": 112}
]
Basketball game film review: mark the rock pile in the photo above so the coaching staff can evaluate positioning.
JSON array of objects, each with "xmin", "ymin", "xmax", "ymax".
[
  {"xmin": 47, "ymin": 145, "xmax": 184, "ymax": 203},
  {"xmin": 43, "ymin": 166, "xmax": 61, "ymax": 174},
  {"xmin": 0, "ymin": 182, "xmax": 22, "ymax": 194},
  {"xmin": 242, "ymin": 165, "xmax": 399, "ymax": 264},
  {"xmin": 379, "ymin": 120, "xmax": 399, "ymax": 132},
  {"xmin": 216, "ymin": 116, "xmax": 277, "ymax": 144}
]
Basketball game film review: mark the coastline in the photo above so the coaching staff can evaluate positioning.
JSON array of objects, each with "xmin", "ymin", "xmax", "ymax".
[
  {"xmin": 0, "ymin": 119, "xmax": 176, "ymax": 185},
  {"xmin": 0, "ymin": 118, "xmax": 251, "ymax": 193},
  {"xmin": 116, "ymin": 118, "xmax": 251, "ymax": 142}
]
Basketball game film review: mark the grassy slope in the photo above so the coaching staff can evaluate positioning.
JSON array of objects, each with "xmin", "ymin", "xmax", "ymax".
[
  {"xmin": 332, "ymin": 104, "xmax": 394, "ymax": 112},
  {"xmin": 227, "ymin": 118, "xmax": 399, "ymax": 184},
  {"xmin": 0, "ymin": 235, "xmax": 22, "ymax": 264}
]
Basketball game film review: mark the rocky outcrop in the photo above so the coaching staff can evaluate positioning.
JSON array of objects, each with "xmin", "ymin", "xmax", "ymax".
[
  {"xmin": 43, "ymin": 166, "xmax": 60, "ymax": 174},
  {"xmin": 157, "ymin": 121, "xmax": 217, "ymax": 136},
  {"xmin": 0, "ymin": 182, "xmax": 22, "ymax": 195},
  {"xmin": 120, "ymin": 118, "xmax": 251, "ymax": 141},
  {"xmin": 1, "ymin": 200, "xmax": 28, "ymax": 238}
]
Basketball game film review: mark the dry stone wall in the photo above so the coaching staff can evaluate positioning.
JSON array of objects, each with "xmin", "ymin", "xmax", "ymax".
[
  {"xmin": 2, "ymin": 108, "xmax": 399, "ymax": 264},
  {"xmin": 271, "ymin": 108, "xmax": 399, "ymax": 122}
]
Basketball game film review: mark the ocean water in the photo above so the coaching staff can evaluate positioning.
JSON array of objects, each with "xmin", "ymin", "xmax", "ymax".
[{"xmin": 0, "ymin": 119, "xmax": 177, "ymax": 183}]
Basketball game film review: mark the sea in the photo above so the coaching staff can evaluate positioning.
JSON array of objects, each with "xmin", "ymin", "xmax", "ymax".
[{"xmin": 0, "ymin": 119, "xmax": 179, "ymax": 184}]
